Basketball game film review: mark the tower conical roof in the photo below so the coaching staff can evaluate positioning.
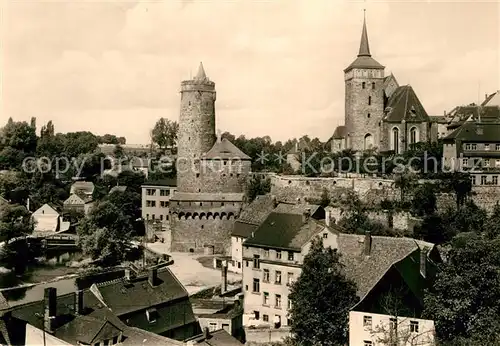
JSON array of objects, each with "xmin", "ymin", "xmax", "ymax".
[
  {"xmin": 344, "ymin": 13, "xmax": 384, "ymax": 72},
  {"xmin": 194, "ymin": 62, "xmax": 207, "ymax": 80},
  {"xmin": 358, "ymin": 14, "xmax": 371, "ymax": 57}
]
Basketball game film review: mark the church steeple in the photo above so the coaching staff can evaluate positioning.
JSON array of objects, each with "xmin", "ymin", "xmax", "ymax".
[{"xmin": 358, "ymin": 11, "xmax": 371, "ymax": 57}]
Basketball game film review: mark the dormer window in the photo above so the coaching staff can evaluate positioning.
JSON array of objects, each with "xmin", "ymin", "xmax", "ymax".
[{"xmin": 146, "ymin": 307, "xmax": 158, "ymax": 323}]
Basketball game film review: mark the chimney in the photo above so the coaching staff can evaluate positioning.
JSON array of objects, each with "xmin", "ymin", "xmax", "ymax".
[
  {"xmin": 203, "ymin": 327, "xmax": 210, "ymax": 339},
  {"xmin": 302, "ymin": 208, "xmax": 311, "ymax": 222},
  {"xmin": 420, "ymin": 248, "xmax": 428, "ymax": 278},
  {"xmin": 364, "ymin": 232, "xmax": 372, "ymax": 256},
  {"xmin": 75, "ymin": 290, "xmax": 84, "ymax": 315},
  {"xmin": 325, "ymin": 208, "xmax": 330, "ymax": 226},
  {"xmin": 148, "ymin": 267, "xmax": 158, "ymax": 287},
  {"xmin": 44, "ymin": 287, "xmax": 57, "ymax": 333},
  {"xmin": 443, "ymin": 110, "xmax": 446, "ymax": 116},
  {"xmin": 485, "ymin": 93, "xmax": 488, "ymax": 101},
  {"xmin": 221, "ymin": 263, "xmax": 228, "ymax": 293}
]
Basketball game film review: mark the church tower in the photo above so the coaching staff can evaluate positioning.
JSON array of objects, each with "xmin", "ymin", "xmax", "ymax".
[
  {"xmin": 177, "ymin": 62, "xmax": 217, "ymax": 192},
  {"xmin": 344, "ymin": 14, "xmax": 385, "ymax": 151}
]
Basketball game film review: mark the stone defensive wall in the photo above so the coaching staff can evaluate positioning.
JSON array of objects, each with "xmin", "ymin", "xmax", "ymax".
[
  {"xmin": 327, "ymin": 206, "xmax": 421, "ymax": 233},
  {"xmin": 270, "ymin": 175, "xmax": 399, "ymax": 206},
  {"xmin": 271, "ymin": 175, "xmax": 499, "ymax": 213},
  {"xmin": 170, "ymin": 217, "xmax": 234, "ymax": 254}
]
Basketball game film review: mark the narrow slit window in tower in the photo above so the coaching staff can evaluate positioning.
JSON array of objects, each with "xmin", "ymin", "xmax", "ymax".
[
  {"xmin": 368, "ymin": 96, "xmax": 371, "ymax": 105},
  {"xmin": 372, "ymin": 82, "xmax": 375, "ymax": 90},
  {"xmin": 362, "ymin": 82, "xmax": 366, "ymax": 89}
]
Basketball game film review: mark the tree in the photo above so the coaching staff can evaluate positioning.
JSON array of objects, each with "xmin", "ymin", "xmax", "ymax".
[
  {"xmin": 113, "ymin": 144, "xmax": 125, "ymax": 159},
  {"xmin": 151, "ymin": 118, "xmax": 178, "ymax": 152},
  {"xmin": 0, "ymin": 203, "xmax": 33, "ymax": 242},
  {"xmin": 440, "ymin": 172, "xmax": 472, "ymax": 209},
  {"xmin": 246, "ymin": 175, "xmax": 271, "ymax": 202},
  {"xmin": 288, "ymin": 237, "xmax": 358, "ymax": 346},
  {"xmin": 394, "ymin": 170, "xmax": 417, "ymax": 203},
  {"xmin": 371, "ymin": 288, "xmax": 436, "ymax": 346},
  {"xmin": 410, "ymin": 183, "xmax": 437, "ymax": 217},
  {"xmin": 424, "ymin": 232, "xmax": 500, "ymax": 344},
  {"xmin": 319, "ymin": 188, "xmax": 331, "ymax": 208},
  {"xmin": 77, "ymin": 201, "xmax": 133, "ymax": 266},
  {"xmin": 485, "ymin": 202, "xmax": 500, "ymax": 239},
  {"xmin": 116, "ymin": 170, "xmax": 145, "ymax": 193}
]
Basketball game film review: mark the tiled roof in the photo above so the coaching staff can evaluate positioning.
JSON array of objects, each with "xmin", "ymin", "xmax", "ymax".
[
  {"xmin": 332, "ymin": 126, "xmax": 347, "ymax": 139},
  {"xmin": 8, "ymin": 293, "xmax": 183, "ymax": 346},
  {"xmin": 3, "ymin": 267, "xmax": 193, "ymax": 345},
  {"xmin": 232, "ymin": 222, "xmax": 259, "ymax": 238},
  {"xmin": 482, "ymin": 91, "xmax": 500, "ymax": 106},
  {"xmin": 142, "ymin": 178, "xmax": 177, "ymax": 187},
  {"xmin": 344, "ymin": 56, "xmax": 385, "ymax": 72},
  {"xmin": 91, "ymin": 267, "xmax": 188, "ymax": 316},
  {"xmin": 383, "ymin": 85, "xmax": 429, "ymax": 123},
  {"xmin": 443, "ymin": 122, "xmax": 500, "ymax": 142},
  {"xmin": 337, "ymin": 234, "xmax": 434, "ymax": 301},
  {"xmin": 287, "ymin": 139, "xmax": 311, "ymax": 154},
  {"xmin": 170, "ymin": 192, "xmax": 244, "ymax": 202},
  {"xmin": 243, "ymin": 213, "xmax": 338, "ymax": 251},
  {"xmin": 273, "ymin": 203, "xmax": 321, "ymax": 217},
  {"xmin": 237, "ymin": 195, "xmax": 275, "ymax": 225},
  {"xmin": 447, "ymin": 106, "xmax": 500, "ymax": 131},
  {"xmin": 186, "ymin": 329, "xmax": 242, "ymax": 345},
  {"xmin": 203, "ymin": 138, "xmax": 251, "ymax": 160},
  {"xmin": 428, "ymin": 115, "xmax": 447, "ymax": 124},
  {"xmin": 63, "ymin": 193, "xmax": 87, "ymax": 205}
]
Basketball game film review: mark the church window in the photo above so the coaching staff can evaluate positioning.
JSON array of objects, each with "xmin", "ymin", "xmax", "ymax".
[
  {"xmin": 364, "ymin": 134, "xmax": 373, "ymax": 150},
  {"xmin": 410, "ymin": 127, "xmax": 418, "ymax": 145},
  {"xmin": 392, "ymin": 127, "xmax": 400, "ymax": 154},
  {"xmin": 372, "ymin": 82, "xmax": 375, "ymax": 90},
  {"xmin": 368, "ymin": 96, "xmax": 371, "ymax": 105},
  {"xmin": 362, "ymin": 82, "xmax": 366, "ymax": 89}
]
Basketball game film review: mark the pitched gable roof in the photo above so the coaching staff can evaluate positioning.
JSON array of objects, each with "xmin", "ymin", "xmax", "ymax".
[
  {"xmin": 482, "ymin": 90, "xmax": 500, "ymax": 106},
  {"xmin": 237, "ymin": 195, "xmax": 275, "ymax": 225},
  {"xmin": 203, "ymin": 138, "xmax": 251, "ymax": 160},
  {"xmin": 444, "ymin": 122, "xmax": 500, "ymax": 142},
  {"xmin": 185, "ymin": 329, "xmax": 242, "ymax": 345},
  {"xmin": 337, "ymin": 234, "xmax": 435, "ymax": 302},
  {"xmin": 90, "ymin": 267, "xmax": 188, "ymax": 316},
  {"xmin": 383, "ymin": 85, "xmax": 429, "ymax": 123},
  {"xmin": 243, "ymin": 212, "xmax": 338, "ymax": 251},
  {"xmin": 64, "ymin": 193, "xmax": 85, "ymax": 205},
  {"xmin": 332, "ymin": 126, "xmax": 347, "ymax": 139},
  {"xmin": 32, "ymin": 203, "xmax": 59, "ymax": 217}
]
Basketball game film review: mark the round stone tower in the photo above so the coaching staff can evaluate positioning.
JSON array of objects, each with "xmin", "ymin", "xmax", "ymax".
[
  {"xmin": 344, "ymin": 14, "xmax": 385, "ymax": 152},
  {"xmin": 177, "ymin": 62, "xmax": 217, "ymax": 192}
]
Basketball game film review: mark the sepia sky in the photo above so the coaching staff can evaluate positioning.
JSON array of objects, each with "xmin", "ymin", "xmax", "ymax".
[{"xmin": 1, "ymin": 0, "xmax": 499, "ymax": 144}]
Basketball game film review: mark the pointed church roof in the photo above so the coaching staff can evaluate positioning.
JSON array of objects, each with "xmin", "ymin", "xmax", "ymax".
[
  {"xmin": 344, "ymin": 14, "xmax": 384, "ymax": 72},
  {"xmin": 383, "ymin": 85, "xmax": 429, "ymax": 123},
  {"xmin": 203, "ymin": 138, "xmax": 251, "ymax": 160},
  {"xmin": 194, "ymin": 62, "xmax": 207, "ymax": 81},
  {"xmin": 358, "ymin": 13, "xmax": 371, "ymax": 57}
]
